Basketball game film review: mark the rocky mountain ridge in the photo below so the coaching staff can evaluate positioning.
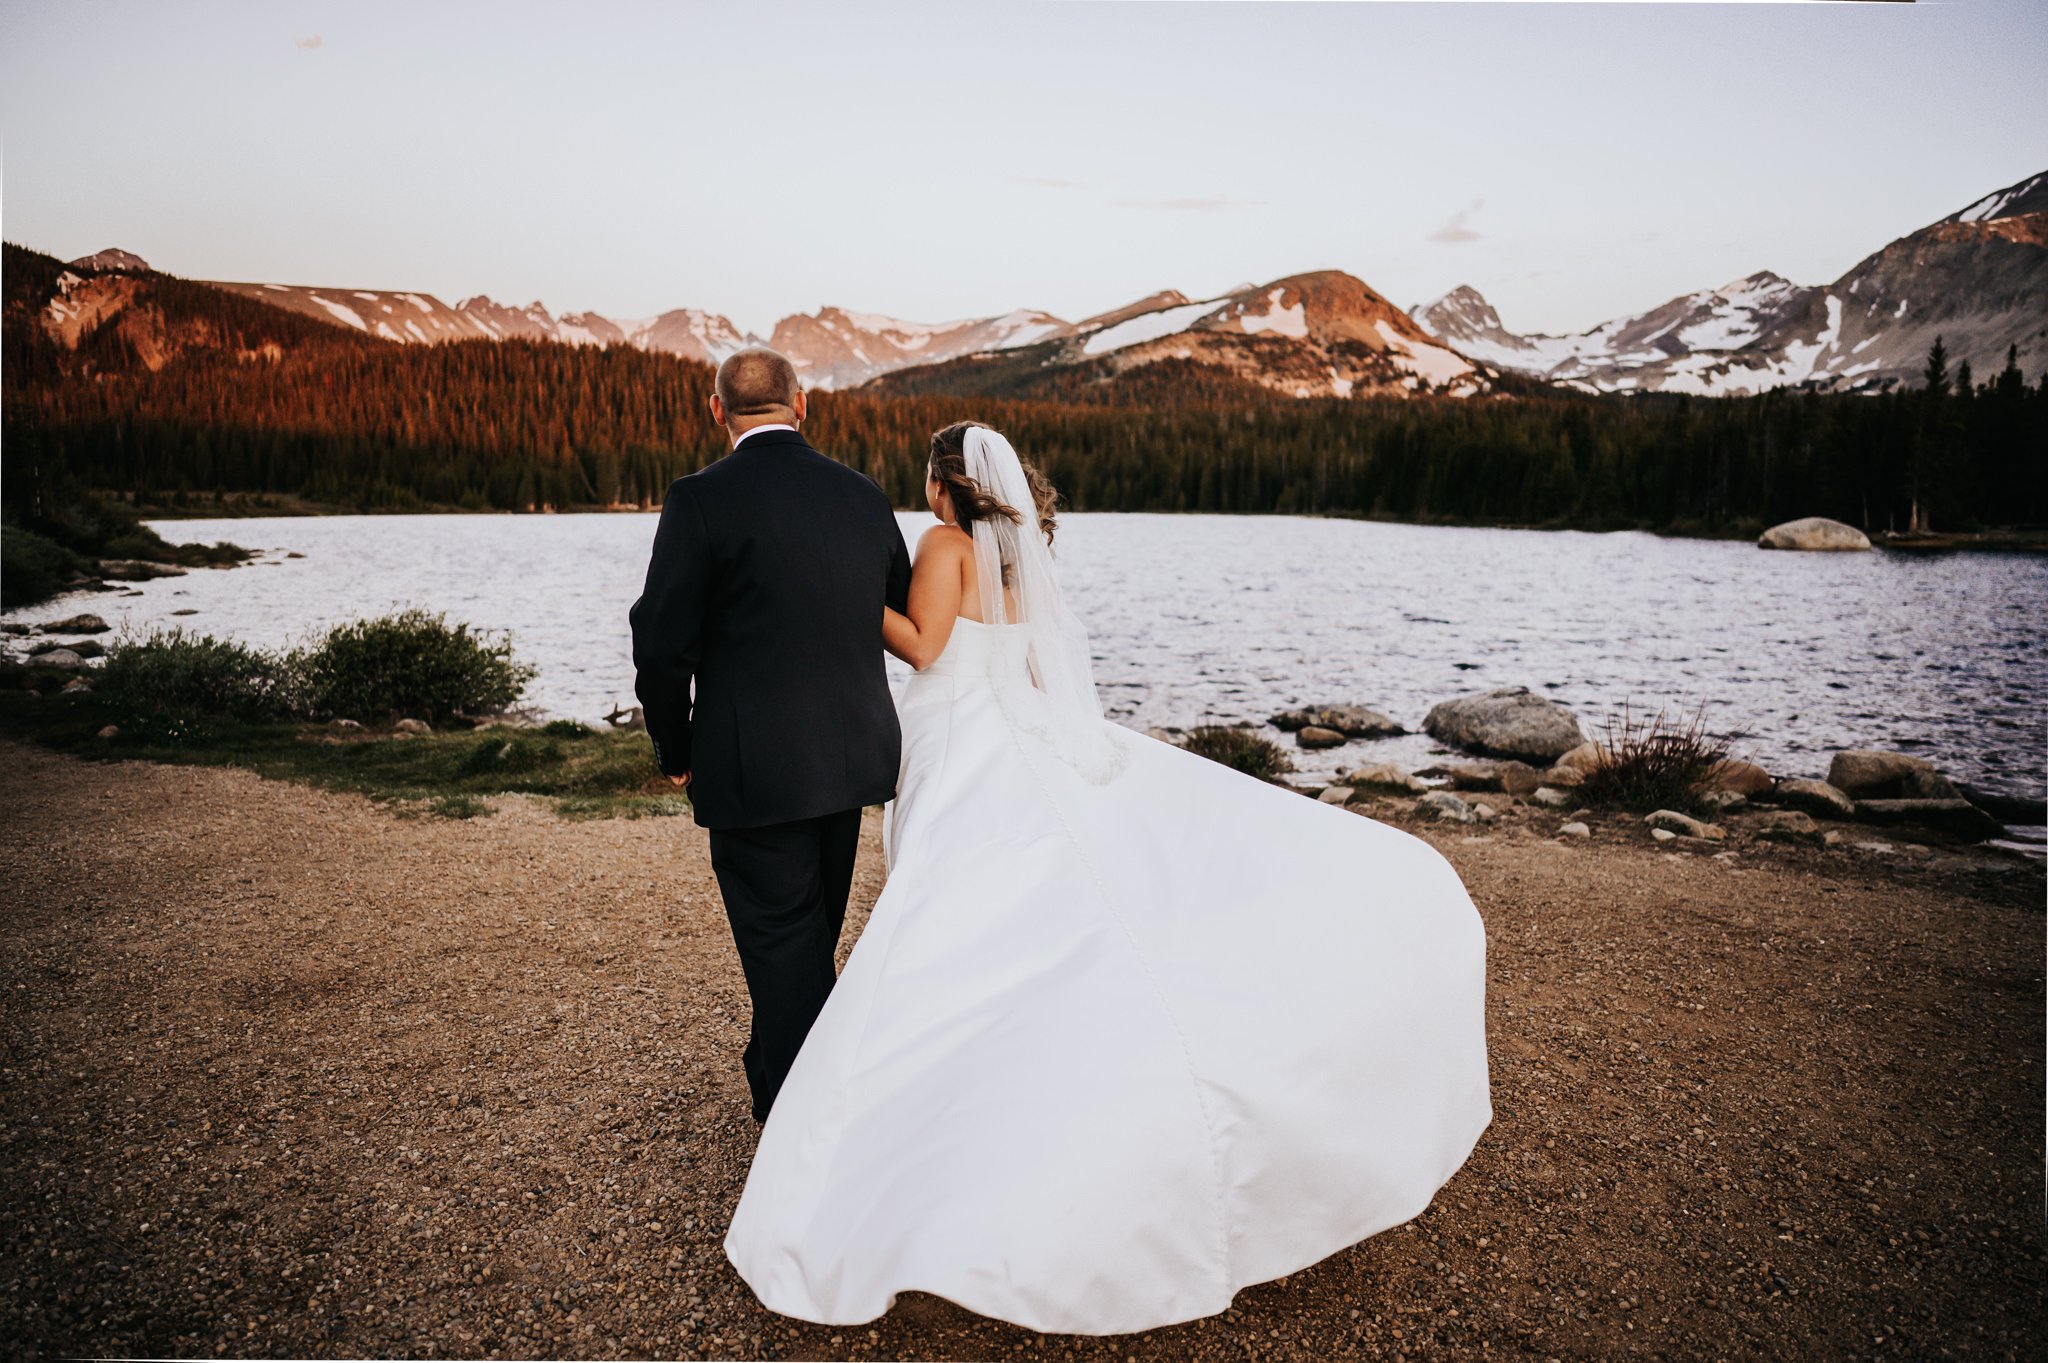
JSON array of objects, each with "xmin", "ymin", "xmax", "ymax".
[
  {"xmin": 48, "ymin": 167, "xmax": 2042, "ymax": 399},
  {"xmin": 1410, "ymin": 171, "xmax": 2046, "ymax": 394}
]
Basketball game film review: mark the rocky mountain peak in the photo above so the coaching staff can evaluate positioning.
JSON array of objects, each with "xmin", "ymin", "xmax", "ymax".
[{"xmin": 68, "ymin": 247, "xmax": 149, "ymax": 273}]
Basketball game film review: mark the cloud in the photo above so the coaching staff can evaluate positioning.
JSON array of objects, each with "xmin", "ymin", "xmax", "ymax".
[
  {"xmin": 1429, "ymin": 198, "xmax": 1485, "ymax": 244},
  {"xmin": 295, "ymin": 34, "xmax": 323, "ymax": 50},
  {"xmin": 1113, "ymin": 195, "xmax": 1263, "ymax": 212},
  {"xmin": 1012, "ymin": 176, "xmax": 1076, "ymax": 189}
]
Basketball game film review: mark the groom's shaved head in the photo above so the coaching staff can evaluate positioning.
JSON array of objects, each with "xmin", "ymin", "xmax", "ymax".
[{"xmin": 715, "ymin": 348, "xmax": 801, "ymax": 421}]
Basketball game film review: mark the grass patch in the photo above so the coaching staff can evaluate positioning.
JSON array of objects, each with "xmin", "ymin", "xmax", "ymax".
[
  {"xmin": 1574, "ymin": 701, "xmax": 1734, "ymax": 815},
  {"xmin": 1180, "ymin": 724, "xmax": 1297, "ymax": 784},
  {"xmin": 0, "ymin": 660, "xmax": 681, "ymax": 820},
  {"xmin": 419, "ymin": 793, "xmax": 492, "ymax": 820}
]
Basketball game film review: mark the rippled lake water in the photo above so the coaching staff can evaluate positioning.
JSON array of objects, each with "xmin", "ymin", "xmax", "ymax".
[{"xmin": 7, "ymin": 512, "xmax": 2044, "ymax": 806}]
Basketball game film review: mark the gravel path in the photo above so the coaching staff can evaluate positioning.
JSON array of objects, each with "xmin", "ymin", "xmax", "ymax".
[{"xmin": 2, "ymin": 740, "xmax": 2042, "ymax": 1361}]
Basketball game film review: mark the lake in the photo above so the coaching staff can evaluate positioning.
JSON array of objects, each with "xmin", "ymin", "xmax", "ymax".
[{"xmin": 7, "ymin": 512, "xmax": 2045, "ymax": 811}]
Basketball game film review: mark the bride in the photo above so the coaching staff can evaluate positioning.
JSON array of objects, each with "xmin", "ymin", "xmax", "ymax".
[{"xmin": 721, "ymin": 421, "xmax": 1493, "ymax": 1336}]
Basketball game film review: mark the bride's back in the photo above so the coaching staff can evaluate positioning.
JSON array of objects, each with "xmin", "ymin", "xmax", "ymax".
[{"xmin": 942, "ymin": 522, "xmax": 1022, "ymax": 625}]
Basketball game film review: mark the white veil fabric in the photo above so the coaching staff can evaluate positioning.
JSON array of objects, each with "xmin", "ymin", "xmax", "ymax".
[{"xmin": 962, "ymin": 426, "xmax": 1131, "ymax": 785}]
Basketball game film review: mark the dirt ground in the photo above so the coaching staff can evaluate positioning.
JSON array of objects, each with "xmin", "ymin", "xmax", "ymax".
[{"xmin": 1, "ymin": 738, "xmax": 2042, "ymax": 1362}]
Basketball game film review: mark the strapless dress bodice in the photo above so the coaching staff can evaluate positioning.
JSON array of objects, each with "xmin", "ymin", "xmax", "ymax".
[{"xmin": 915, "ymin": 616, "xmax": 1034, "ymax": 685}]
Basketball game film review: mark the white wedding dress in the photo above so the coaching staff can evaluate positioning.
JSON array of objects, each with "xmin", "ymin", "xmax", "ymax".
[{"xmin": 722, "ymin": 614, "xmax": 1495, "ymax": 1335}]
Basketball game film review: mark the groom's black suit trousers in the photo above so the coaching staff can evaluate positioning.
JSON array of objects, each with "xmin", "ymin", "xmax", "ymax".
[{"xmin": 708, "ymin": 805, "xmax": 863, "ymax": 1122}]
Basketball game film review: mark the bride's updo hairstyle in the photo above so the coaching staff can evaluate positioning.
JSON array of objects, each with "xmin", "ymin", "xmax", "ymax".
[{"xmin": 928, "ymin": 420, "xmax": 1061, "ymax": 546}]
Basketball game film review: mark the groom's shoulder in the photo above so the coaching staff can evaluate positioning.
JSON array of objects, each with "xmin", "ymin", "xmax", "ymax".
[{"xmin": 798, "ymin": 442, "xmax": 893, "ymax": 505}]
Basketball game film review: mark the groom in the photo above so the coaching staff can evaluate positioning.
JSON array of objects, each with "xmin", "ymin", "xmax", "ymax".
[{"xmin": 630, "ymin": 347, "xmax": 911, "ymax": 1124}]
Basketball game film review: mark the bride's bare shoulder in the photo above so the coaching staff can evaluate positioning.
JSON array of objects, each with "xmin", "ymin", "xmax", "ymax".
[{"xmin": 915, "ymin": 523, "xmax": 974, "ymax": 557}]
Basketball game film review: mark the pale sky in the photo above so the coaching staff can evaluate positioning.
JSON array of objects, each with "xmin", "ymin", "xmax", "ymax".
[{"xmin": 3, "ymin": 0, "xmax": 2043, "ymax": 338}]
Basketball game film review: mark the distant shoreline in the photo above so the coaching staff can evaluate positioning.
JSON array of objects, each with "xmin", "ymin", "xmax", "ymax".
[{"xmin": 117, "ymin": 493, "xmax": 2048, "ymax": 553}]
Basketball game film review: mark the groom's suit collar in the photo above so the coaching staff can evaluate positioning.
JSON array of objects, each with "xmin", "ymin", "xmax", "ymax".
[{"xmin": 729, "ymin": 424, "xmax": 809, "ymax": 454}]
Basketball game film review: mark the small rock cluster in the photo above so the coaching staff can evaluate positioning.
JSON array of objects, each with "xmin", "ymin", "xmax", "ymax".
[
  {"xmin": 1314, "ymin": 743, "xmax": 2015, "ymax": 848},
  {"xmin": 1262, "ymin": 683, "xmax": 2017, "ymax": 848}
]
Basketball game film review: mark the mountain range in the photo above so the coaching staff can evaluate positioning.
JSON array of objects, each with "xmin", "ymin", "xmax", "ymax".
[
  {"xmin": 1411, "ymin": 172, "xmax": 2047, "ymax": 396},
  {"xmin": 52, "ymin": 168, "xmax": 2046, "ymax": 401}
]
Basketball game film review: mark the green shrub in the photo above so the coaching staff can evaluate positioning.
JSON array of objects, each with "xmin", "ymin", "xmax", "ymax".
[
  {"xmin": 1180, "ymin": 725, "xmax": 1296, "ymax": 783},
  {"xmin": 97, "ymin": 627, "xmax": 295, "ymax": 721},
  {"xmin": 541, "ymin": 719, "xmax": 595, "ymax": 739},
  {"xmin": 291, "ymin": 609, "xmax": 535, "ymax": 725},
  {"xmin": 1, "ymin": 523, "xmax": 88, "ymax": 608},
  {"xmin": 1575, "ymin": 701, "xmax": 1734, "ymax": 814}
]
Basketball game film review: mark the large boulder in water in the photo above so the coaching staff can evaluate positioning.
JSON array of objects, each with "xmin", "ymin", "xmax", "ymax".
[
  {"xmin": 1757, "ymin": 517, "xmax": 1871, "ymax": 551},
  {"xmin": 1422, "ymin": 686, "xmax": 1584, "ymax": 763}
]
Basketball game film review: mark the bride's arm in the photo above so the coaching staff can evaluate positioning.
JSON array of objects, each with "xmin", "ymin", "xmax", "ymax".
[{"xmin": 883, "ymin": 526, "xmax": 969, "ymax": 670}]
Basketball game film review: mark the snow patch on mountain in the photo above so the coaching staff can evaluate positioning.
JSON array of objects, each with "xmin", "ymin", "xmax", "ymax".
[
  {"xmin": 1083, "ymin": 298, "xmax": 1226, "ymax": 356},
  {"xmin": 308, "ymin": 294, "xmax": 367, "ymax": 331},
  {"xmin": 1237, "ymin": 288, "xmax": 1308, "ymax": 338}
]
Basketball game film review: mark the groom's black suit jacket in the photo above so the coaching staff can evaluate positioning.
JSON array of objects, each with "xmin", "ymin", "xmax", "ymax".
[{"xmin": 630, "ymin": 428, "xmax": 912, "ymax": 830}]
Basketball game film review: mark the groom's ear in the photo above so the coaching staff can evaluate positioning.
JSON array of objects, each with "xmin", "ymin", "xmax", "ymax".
[
  {"xmin": 791, "ymin": 390, "xmax": 808, "ymax": 424},
  {"xmin": 707, "ymin": 392, "xmax": 727, "ymax": 428}
]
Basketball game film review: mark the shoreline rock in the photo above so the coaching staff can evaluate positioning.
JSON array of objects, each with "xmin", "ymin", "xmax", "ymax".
[
  {"xmin": 1775, "ymin": 777, "xmax": 1856, "ymax": 819},
  {"xmin": 1422, "ymin": 686, "xmax": 1584, "ymax": 764},
  {"xmin": 1854, "ymin": 798, "xmax": 2003, "ymax": 841},
  {"xmin": 1269, "ymin": 704, "xmax": 1405, "ymax": 738},
  {"xmin": 1417, "ymin": 790, "xmax": 1476, "ymax": 824},
  {"xmin": 1828, "ymin": 750, "xmax": 1961, "ymax": 802},
  {"xmin": 42, "ymin": 613, "xmax": 110, "ymax": 635},
  {"xmin": 1342, "ymin": 762, "xmax": 1426, "ymax": 794},
  {"xmin": 1757, "ymin": 517, "xmax": 1873, "ymax": 551}
]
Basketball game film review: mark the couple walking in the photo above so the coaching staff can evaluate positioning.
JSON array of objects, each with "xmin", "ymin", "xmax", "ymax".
[{"xmin": 629, "ymin": 346, "xmax": 1492, "ymax": 1336}]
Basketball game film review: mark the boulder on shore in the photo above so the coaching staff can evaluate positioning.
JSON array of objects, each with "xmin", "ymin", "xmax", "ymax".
[
  {"xmin": 1753, "ymin": 809, "xmax": 1823, "ymax": 844},
  {"xmin": 1775, "ymin": 777, "xmax": 1855, "ymax": 819},
  {"xmin": 1551, "ymin": 742, "xmax": 1608, "ymax": 776},
  {"xmin": 1853, "ymin": 798, "xmax": 2003, "ymax": 842},
  {"xmin": 1705, "ymin": 758, "xmax": 1772, "ymax": 796},
  {"xmin": 30, "ymin": 638, "xmax": 106, "ymax": 659},
  {"xmin": 1431, "ymin": 758, "xmax": 1545, "ymax": 796},
  {"xmin": 31, "ymin": 648, "xmax": 89, "ymax": 668},
  {"xmin": 1342, "ymin": 762, "xmax": 1426, "ymax": 794},
  {"xmin": 1826, "ymin": 750, "xmax": 1960, "ymax": 802},
  {"xmin": 1269, "ymin": 705, "xmax": 1405, "ymax": 738},
  {"xmin": 1417, "ymin": 790, "xmax": 1476, "ymax": 824},
  {"xmin": 43, "ymin": 613, "xmax": 110, "ymax": 634},
  {"xmin": 1757, "ymin": 517, "xmax": 1872, "ymax": 551},
  {"xmin": 1296, "ymin": 726, "xmax": 1346, "ymax": 750},
  {"xmin": 1646, "ymin": 809, "xmax": 1725, "ymax": 841},
  {"xmin": 1423, "ymin": 686, "xmax": 1584, "ymax": 763}
]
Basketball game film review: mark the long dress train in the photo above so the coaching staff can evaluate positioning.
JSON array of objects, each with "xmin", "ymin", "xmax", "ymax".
[{"xmin": 722, "ymin": 617, "xmax": 1493, "ymax": 1335}]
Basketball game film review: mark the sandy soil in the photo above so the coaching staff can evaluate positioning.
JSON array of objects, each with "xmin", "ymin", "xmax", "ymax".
[{"xmin": 2, "ymin": 739, "xmax": 2042, "ymax": 1362}]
